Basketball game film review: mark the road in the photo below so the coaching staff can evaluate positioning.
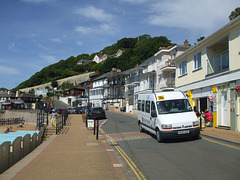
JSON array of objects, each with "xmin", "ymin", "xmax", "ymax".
[{"xmin": 101, "ymin": 112, "xmax": 240, "ymax": 180}]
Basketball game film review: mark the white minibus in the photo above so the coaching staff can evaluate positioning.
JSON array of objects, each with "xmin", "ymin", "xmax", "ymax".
[{"xmin": 137, "ymin": 91, "xmax": 200, "ymax": 142}]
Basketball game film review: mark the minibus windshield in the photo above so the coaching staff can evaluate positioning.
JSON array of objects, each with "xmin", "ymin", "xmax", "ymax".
[{"xmin": 156, "ymin": 99, "xmax": 193, "ymax": 114}]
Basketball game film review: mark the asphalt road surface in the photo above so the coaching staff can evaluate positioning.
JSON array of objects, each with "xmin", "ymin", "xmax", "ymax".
[{"xmin": 101, "ymin": 112, "xmax": 240, "ymax": 180}]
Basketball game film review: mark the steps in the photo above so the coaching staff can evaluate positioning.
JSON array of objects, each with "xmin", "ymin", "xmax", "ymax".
[{"xmin": 42, "ymin": 127, "xmax": 56, "ymax": 141}]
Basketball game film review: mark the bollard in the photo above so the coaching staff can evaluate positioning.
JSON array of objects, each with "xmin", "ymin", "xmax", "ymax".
[
  {"xmin": 96, "ymin": 120, "xmax": 99, "ymax": 140},
  {"xmin": 93, "ymin": 119, "xmax": 96, "ymax": 135}
]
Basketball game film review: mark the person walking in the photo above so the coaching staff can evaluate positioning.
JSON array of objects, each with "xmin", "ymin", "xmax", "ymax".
[{"xmin": 50, "ymin": 109, "xmax": 59, "ymax": 128}]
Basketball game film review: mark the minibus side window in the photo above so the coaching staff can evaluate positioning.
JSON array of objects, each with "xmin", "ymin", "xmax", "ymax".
[
  {"xmin": 151, "ymin": 101, "xmax": 156, "ymax": 112},
  {"xmin": 138, "ymin": 100, "xmax": 141, "ymax": 111},
  {"xmin": 146, "ymin": 101, "xmax": 150, "ymax": 113},
  {"xmin": 142, "ymin": 100, "xmax": 145, "ymax": 112}
]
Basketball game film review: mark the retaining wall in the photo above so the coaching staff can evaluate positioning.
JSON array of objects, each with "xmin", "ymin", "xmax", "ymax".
[{"xmin": 0, "ymin": 110, "xmax": 38, "ymax": 125}]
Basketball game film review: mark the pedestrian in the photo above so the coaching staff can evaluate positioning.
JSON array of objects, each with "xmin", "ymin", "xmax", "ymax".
[
  {"xmin": 9, "ymin": 126, "xmax": 13, "ymax": 132},
  {"xmin": 203, "ymin": 109, "xmax": 212, "ymax": 127},
  {"xmin": 4, "ymin": 127, "xmax": 10, "ymax": 133},
  {"xmin": 50, "ymin": 109, "xmax": 59, "ymax": 128}
]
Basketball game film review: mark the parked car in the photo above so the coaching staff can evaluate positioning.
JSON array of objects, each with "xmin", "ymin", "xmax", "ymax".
[
  {"xmin": 68, "ymin": 107, "xmax": 77, "ymax": 114},
  {"xmin": 76, "ymin": 106, "xmax": 88, "ymax": 114},
  {"xmin": 87, "ymin": 107, "xmax": 106, "ymax": 120},
  {"xmin": 120, "ymin": 106, "xmax": 126, "ymax": 112}
]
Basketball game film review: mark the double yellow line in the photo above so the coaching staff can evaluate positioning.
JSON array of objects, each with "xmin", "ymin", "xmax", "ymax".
[{"xmin": 100, "ymin": 128, "xmax": 147, "ymax": 180}]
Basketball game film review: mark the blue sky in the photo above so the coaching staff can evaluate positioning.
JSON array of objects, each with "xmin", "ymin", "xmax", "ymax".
[{"xmin": 0, "ymin": 0, "xmax": 239, "ymax": 90}]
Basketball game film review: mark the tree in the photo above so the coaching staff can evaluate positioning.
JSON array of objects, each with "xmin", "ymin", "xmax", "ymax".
[
  {"xmin": 51, "ymin": 80, "xmax": 58, "ymax": 88},
  {"xmin": 229, "ymin": 7, "xmax": 240, "ymax": 20}
]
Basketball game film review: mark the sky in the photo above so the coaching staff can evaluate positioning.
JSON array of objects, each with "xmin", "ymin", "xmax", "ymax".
[{"xmin": 0, "ymin": 0, "xmax": 239, "ymax": 90}]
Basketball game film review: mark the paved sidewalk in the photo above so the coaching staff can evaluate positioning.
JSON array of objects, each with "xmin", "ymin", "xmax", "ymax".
[{"xmin": 1, "ymin": 115, "xmax": 126, "ymax": 180}]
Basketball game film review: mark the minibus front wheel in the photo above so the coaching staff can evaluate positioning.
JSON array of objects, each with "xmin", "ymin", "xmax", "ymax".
[
  {"xmin": 156, "ymin": 128, "xmax": 163, "ymax": 143},
  {"xmin": 138, "ymin": 121, "xmax": 144, "ymax": 132}
]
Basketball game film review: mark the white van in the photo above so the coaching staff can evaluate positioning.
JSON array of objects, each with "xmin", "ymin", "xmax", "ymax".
[{"xmin": 137, "ymin": 91, "xmax": 200, "ymax": 142}]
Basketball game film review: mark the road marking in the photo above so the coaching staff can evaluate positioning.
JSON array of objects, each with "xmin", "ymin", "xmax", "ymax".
[
  {"xmin": 100, "ymin": 119, "xmax": 108, "ymax": 127},
  {"xmin": 100, "ymin": 128, "xmax": 146, "ymax": 180},
  {"xmin": 202, "ymin": 137, "xmax": 240, "ymax": 150}
]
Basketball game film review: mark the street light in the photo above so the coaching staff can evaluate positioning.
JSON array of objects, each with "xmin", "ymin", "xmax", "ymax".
[{"xmin": 152, "ymin": 70, "xmax": 156, "ymax": 93}]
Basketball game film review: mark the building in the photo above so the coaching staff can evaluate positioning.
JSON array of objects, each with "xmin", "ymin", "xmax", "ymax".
[
  {"xmin": 173, "ymin": 16, "xmax": 240, "ymax": 131},
  {"xmin": 155, "ymin": 44, "xmax": 191, "ymax": 91}
]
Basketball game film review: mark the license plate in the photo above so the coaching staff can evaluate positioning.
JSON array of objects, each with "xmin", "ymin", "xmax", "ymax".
[
  {"xmin": 97, "ymin": 112, "xmax": 101, "ymax": 114},
  {"xmin": 178, "ymin": 130, "xmax": 189, "ymax": 134}
]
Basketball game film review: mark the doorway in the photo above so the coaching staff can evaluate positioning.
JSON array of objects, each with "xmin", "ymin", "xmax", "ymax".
[{"xmin": 221, "ymin": 91, "xmax": 228, "ymax": 126}]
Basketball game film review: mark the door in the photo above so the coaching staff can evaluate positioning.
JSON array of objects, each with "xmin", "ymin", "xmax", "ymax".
[
  {"xmin": 150, "ymin": 101, "xmax": 157, "ymax": 128},
  {"xmin": 221, "ymin": 91, "xmax": 228, "ymax": 126}
]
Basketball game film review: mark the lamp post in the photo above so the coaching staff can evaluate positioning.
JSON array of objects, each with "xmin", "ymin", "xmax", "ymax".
[
  {"xmin": 86, "ymin": 81, "xmax": 90, "ymax": 127},
  {"xmin": 152, "ymin": 70, "xmax": 156, "ymax": 93}
]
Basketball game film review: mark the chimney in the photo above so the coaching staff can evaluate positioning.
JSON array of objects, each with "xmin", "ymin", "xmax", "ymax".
[
  {"xmin": 100, "ymin": 52, "xmax": 103, "ymax": 56},
  {"xmin": 184, "ymin": 39, "xmax": 189, "ymax": 46},
  {"xmin": 16, "ymin": 91, "xmax": 19, "ymax": 97}
]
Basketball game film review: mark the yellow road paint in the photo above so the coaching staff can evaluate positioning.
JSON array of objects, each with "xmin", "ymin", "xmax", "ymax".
[
  {"xmin": 101, "ymin": 128, "xmax": 146, "ymax": 180},
  {"xmin": 202, "ymin": 137, "xmax": 240, "ymax": 150}
]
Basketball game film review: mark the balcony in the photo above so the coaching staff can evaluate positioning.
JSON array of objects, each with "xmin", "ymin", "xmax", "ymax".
[
  {"xmin": 103, "ymin": 94, "xmax": 125, "ymax": 100},
  {"xmin": 207, "ymin": 51, "xmax": 229, "ymax": 75},
  {"xmin": 159, "ymin": 59, "xmax": 176, "ymax": 72}
]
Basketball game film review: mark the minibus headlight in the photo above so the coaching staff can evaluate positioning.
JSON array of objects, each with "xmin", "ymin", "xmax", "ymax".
[
  {"xmin": 193, "ymin": 121, "xmax": 199, "ymax": 127},
  {"xmin": 161, "ymin": 124, "xmax": 172, "ymax": 130}
]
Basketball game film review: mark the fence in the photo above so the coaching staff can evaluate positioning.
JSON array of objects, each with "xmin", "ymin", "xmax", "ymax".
[
  {"xmin": 36, "ymin": 110, "xmax": 68, "ymax": 134},
  {"xmin": 0, "ymin": 117, "xmax": 25, "ymax": 125},
  {"xmin": 56, "ymin": 111, "xmax": 68, "ymax": 134}
]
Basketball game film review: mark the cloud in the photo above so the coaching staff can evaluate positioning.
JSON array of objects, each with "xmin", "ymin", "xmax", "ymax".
[
  {"xmin": 120, "ymin": 0, "xmax": 149, "ymax": 4},
  {"xmin": 75, "ymin": 23, "xmax": 119, "ymax": 35},
  {"xmin": 147, "ymin": 0, "xmax": 239, "ymax": 31},
  {"xmin": 77, "ymin": 41, "xmax": 83, "ymax": 46},
  {"xmin": 0, "ymin": 66, "xmax": 19, "ymax": 75},
  {"xmin": 51, "ymin": 38, "xmax": 62, "ymax": 43},
  {"xmin": 40, "ymin": 55, "xmax": 58, "ymax": 63},
  {"xmin": 8, "ymin": 42, "xmax": 15, "ymax": 49},
  {"xmin": 75, "ymin": 6, "xmax": 113, "ymax": 22},
  {"xmin": 21, "ymin": 0, "xmax": 55, "ymax": 3}
]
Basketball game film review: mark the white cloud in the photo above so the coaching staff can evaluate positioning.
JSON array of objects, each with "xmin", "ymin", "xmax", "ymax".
[
  {"xmin": 120, "ymin": 0, "xmax": 149, "ymax": 4},
  {"xmin": 8, "ymin": 42, "xmax": 15, "ymax": 49},
  {"xmin": 0, "ymin": 66, "xmax": 19, "ymax": 75},
  {"xmin": 75, "ymin": 6, "xmax": 113, "ymax": 22},
  {"xmin": 40, "ymin": 55, "xmax": 57, "ymax": 63},
  {"xmin": 51, "ymin": 38, "xmax": 62, "ymax": 43},
  {"xmin": 77, "ymin": 41, "xmax": 83, "ymax": 46},
  {"xmin": 75, "ymin": 23, "xmax": 119, "ymax": 35},
  {"xmin": 22, "ymin": 0, "xmax": 55, "ymax": 3},
  {"xmin": 147, "ymin": 0, "xmax": 239, "ymax": 31}
]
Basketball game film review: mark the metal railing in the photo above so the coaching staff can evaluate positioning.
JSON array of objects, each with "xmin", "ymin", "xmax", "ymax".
[
  {"xmin": 56, "ymin": 111, "xmax": 68, "ymax": 134},
  {"xmin": 36, "ymin": 110, "xmax": 68, "ymax": 134}
]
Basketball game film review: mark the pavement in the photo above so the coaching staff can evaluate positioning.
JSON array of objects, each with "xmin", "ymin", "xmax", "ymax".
[{"xmin": 1, "ymin": 112, "xmax": 240, "ymax": 180}]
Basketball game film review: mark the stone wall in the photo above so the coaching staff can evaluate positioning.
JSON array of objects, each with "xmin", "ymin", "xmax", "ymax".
[
  {"xmin": 0, "ymin": 110, "xmax": 38, "ymax": 125},
  {"xmin": 19, "ymin": 72, "xmax": 94, "ymax": 93}
]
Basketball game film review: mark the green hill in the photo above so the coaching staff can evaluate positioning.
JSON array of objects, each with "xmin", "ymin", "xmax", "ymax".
[{"xmin": 13, "ymin": 34, "xmax": 174, "ymax": 92}]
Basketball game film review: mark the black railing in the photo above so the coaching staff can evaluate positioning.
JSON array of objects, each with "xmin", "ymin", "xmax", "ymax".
[
  {"xmin": 56, "ymin": 111, "xmax": 68, "ymax": 134},
  {"xmin": 37, "ymin": 110, "xmax": 49, "ymax": 128}
]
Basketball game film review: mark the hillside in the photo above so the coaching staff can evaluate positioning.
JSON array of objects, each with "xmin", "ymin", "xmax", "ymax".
[{"xmin": 13, "ymin": 34, "xmax": 174, "ymax": 92}]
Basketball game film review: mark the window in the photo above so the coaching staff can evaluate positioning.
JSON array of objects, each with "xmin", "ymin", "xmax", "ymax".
[
  {"xmin": 138, "ymin": 100, "xmax": 141, "ymax": 111},
  {"xmin": 193, "ymin": 52, "xmax": 202, "ymax": 70},
  {"xmin": 142, "ymin": 100, "xmax": 145, "ymax": 112},
  {"xmin": 158, "ymin": 74, "xmax": 162, "ymax": 84},
  {"xmin": 179, "ymin": 60, "xmax": 187, "ymax": 76},
  {"xmin": 146, "ymin": 101, "xmax": 150, "ymax": 113},
  {"xmin": 151, "ymin": 101, "xmax": 156, "ymax": 112}
]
